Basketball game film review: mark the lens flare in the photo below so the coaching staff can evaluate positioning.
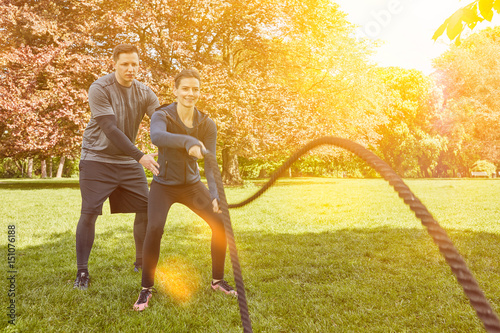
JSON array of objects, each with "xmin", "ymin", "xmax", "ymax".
[{"xmin": 155, "ymin": 256, "xmax": 201, "ymax": 305}]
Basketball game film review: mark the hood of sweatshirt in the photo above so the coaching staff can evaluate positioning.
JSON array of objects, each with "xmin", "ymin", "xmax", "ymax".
[{"xmin": 159, "ymin": 102, "xmax": 209, "ymax": 132}]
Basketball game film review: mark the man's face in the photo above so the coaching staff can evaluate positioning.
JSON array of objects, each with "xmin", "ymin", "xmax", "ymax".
[
  {"xmin": 114, "ymin": 52, "xmax": 139, "ymax": 87},
  {"xmin": 173, "ymin": 77, "xmax": 200, "ymax": 109}
]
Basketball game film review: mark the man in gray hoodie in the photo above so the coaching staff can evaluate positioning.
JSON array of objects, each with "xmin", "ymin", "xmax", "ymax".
[{"xmin": 74, "ymin": 44, "xmax": 160, "ymax": 290}]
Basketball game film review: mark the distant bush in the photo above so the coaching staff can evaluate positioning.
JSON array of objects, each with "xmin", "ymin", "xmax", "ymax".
[
  {"xmin": 238, "ymin": 155, "xmax": 381, "ymax": 179},
  {"xmin": 472, "ymin": 160, "xmax": 496, "ymax": 177}
]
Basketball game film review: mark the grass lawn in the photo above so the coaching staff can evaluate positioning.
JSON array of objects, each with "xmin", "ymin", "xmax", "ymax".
[{"xmin": 1, "ymin": 177, "xmax": 499, "ymax": 332}]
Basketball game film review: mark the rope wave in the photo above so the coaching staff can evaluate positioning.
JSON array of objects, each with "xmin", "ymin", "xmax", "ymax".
[{"xmin": 205, "ymin": 137, "xmax": 500, "ymax": 333}]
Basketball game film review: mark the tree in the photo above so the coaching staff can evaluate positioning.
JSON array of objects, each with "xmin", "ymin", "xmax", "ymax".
[
  {"xmin": 50, "ymin": 0, "xmax": 298, "ymax": 183},
  {"xmin": 375, "ymin": 67, "xmax": 446, "ymax": 177},
  {"xmin": 1, "ymin": 0, "xmax": 384, "ymax": 181},
  {"xmin": 472, "ymin": 159, "xmax": 496, "ymax": 176},
  {"xmin": 433, "ymin": 27, "xmax": 500, "ymax": 173},
  {"xmin": 109, "ymin": 0, "xmax": 381, "ymax": 183},
  {"xmin": 0, "ymin": 44, "xmax": 97, "ymax": 158},
  {"xmin": 0, "ymin": 0, "xmax": 109, "ymax": 173},
  {"xmin": 226, "ymin": 0, "xmax": 385, "ymax": 177},
  {"xmin": 271, "ymin": 0, "xmax": 385, "ymax": 145},
  {"xmin": 433, "ymin": 0, "xmax": 500, "ymax": 43}
]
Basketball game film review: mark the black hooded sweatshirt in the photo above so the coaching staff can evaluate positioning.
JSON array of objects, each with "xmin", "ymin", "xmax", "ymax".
[{"xmin": 150, "ymin": 102, "xmax": 219, "ymax": 200}]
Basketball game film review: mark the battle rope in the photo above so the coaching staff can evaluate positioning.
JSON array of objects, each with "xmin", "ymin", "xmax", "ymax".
[
  {"xmin": 204, "ymin": 152, "xmax": 253, "ymax": 333},
  {"xmin": 205, "ymin": 136, "xmax": 500, "ymax": 333}
]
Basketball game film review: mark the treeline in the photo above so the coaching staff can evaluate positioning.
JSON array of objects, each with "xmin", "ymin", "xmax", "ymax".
[{"xmin": 0, "ymin": 0, "xmax": 499, "ymax": 181}]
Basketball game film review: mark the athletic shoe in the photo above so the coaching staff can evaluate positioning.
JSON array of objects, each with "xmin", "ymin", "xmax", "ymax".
[
  {"xmin": 134, "ymin": 263, "xmax": 142, "ymax": 272},
  {"xmin": 211, "ymin": 280, "xmax": 238, "ymax": 296},
  {"xmin": 73, "ymin": 271, "xmax": 90, "ymax": 290},
  {"xmin": 133, "ymin": 288, "xmax": 155, "ymax": 311}
]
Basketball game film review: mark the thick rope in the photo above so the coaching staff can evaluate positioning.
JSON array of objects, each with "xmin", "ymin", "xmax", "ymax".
[
  {"xmin": 204, "ymin": 152, "xmax": 253, "ymax": 333},
  {"xmin": 225, "ymin": 136, "xmax": 500, "ymax": 333}
]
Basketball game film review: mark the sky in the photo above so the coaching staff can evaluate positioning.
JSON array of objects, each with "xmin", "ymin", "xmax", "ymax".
[{"xmin": 334, "ymin": 0, "xmax": 500, "ymax": 74}]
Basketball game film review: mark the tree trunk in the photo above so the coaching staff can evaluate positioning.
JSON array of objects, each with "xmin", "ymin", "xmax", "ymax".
[
  {"xmin": 48, "ymin": 158, "xmax": 53, "ymax": 178},
  {"xmin": 221, "ymin": 147, "xmax": 242, "ymax": 185},
  {"xmin": 27, "ymin": 158, "xmax": 33, "ymax": 178},
  {"xmin": 56, "ymin": 156, "xmax": 65, "ymax": 178},
  {"xmin": 14, "ymin": 160, "xmax": 24, "ymax": 177},
  {"xmin": 41, "ymin": 160, "xmax": 47, "ymax": 178}
]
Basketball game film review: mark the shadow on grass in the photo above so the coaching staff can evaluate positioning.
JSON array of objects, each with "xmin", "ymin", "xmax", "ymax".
[
  {"xmin": 3, "ymin": 226, "xmax": 499, "ymax": 332},
  {"xmin": 240, "ymin": 227, "xmax": 500, "ymax": 331},
  {"xmin": 0, "ymin": 180, "xmax": 80, "ymax": 190},
  {"xmin": 0, "ymin": 179, "xmax": 159, "ymax": 190}
]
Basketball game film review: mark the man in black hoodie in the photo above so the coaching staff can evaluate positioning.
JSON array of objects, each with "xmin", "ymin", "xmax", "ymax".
[{"xmin": 133, "ymin": 68, "xmax": 236, "ymax": 311}]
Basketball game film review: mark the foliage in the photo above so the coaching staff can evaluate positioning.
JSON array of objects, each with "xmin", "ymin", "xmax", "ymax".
[
  {"xmin": 0, "ymin": 0, "xmax": 380, "ymax": 182},
  {"xmin": 433, "ymin": 27, "xmax": 500, "ymax": 174},
  {"xmin": 433, "ymin": 0, "xmax": 500, "ymax": 44},
  {"xmin": 0, "ymin": 44, "xmax": 97, "ymax": 159},
  {"xmin": 374, "ymin": 67, "xmax": 446, "ymax": 177},
  {"xmin": 0, "ymin": 0, "xmax": 109, "ymax": 160},
  {"xmin": 0, "ymin": 158, "xmax": 21, "ymax": 178},
  {"xmin": 238, "ymin": 157, "xmax": 283, "ymax": 179},
  {"xmin": 472, "ymin": 159, "xmax": 497, "ymax": 175},
  {"xmin": 270, "ymin": 0, "xmax": 385, "ymax": 148},
  {"xmin": 0, "ymin": 156, "xmax": 77, "ymax": 178},
  {"xmin": 1, "ymin": 0, "xmax": 499, "ymax": 180}
]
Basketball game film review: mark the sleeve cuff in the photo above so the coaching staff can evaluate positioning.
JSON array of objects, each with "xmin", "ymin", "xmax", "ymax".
[{"xmin": 184, "ymin": 137, "xmax": 201, "ymax": 152}]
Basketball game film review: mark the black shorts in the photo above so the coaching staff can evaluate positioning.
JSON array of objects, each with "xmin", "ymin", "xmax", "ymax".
[{"xmin": 79, "ymin": 160, "xmax": 149, "ymax": 215}]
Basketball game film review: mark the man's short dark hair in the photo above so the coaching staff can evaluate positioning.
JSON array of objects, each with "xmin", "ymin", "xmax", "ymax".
[
  {"xmin": 113, "ymin": 44, "xmax": 139, "ymax": 62},
  {"xmin": 174, "ymin": 68, "xmax": 201, "ymax": 88}
]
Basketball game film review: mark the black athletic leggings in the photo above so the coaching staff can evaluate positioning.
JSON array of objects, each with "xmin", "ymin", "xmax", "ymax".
[
  {"xmin": 142, "ymin": 180, "xmax": 227, "ymax": 288},
  {"xmin": 76, "ymin": 212, "xmax": 147, "ymax": 271}
]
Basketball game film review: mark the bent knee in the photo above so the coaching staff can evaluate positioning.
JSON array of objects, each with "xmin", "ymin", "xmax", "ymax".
[{"xmin": 146, "ymin": 224, "xmax": 165, "ymax": 236}]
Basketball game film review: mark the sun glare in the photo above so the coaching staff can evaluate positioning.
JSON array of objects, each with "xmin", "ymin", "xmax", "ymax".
[
  {"xmin": 156, "ymin": 256, "xmax": 201, "ymax": 305},
  {"xmin": 336, "ymin": 0, "xmax": 500, "ymax": 74}
]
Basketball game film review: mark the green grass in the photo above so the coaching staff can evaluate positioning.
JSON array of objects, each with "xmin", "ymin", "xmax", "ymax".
[{"xmin": 1, "ymin": 178, "xmax": 500, "ymax": 332}]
